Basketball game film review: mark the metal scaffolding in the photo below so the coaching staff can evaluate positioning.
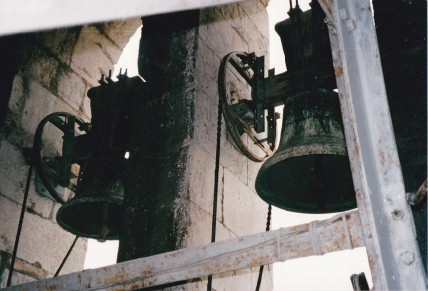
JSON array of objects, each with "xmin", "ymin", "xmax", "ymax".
[{"xmin": 5, "ymin": 0, "xmax": 427, "ymax": 290}]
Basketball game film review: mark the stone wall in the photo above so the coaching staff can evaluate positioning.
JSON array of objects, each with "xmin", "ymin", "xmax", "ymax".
[
  {"xmin": 0, "ymin": 19, "xmax": 140, "ymax": 287},
  {"xmin": 0, "ymin": 0, "xmax": 273, "ymax": 289},
  {"xmin": 185, "ymin": 1, "xmax": 273, "ymax": 290}
]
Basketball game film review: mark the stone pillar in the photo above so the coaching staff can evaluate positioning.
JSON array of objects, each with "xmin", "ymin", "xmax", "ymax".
[
  {"xmin": 118, "ymin": 10, "xmax": 199, "ymax": 261},
  {"xmin": 118, "ymin": 1, "xmax": 273, "ymax": 290}
]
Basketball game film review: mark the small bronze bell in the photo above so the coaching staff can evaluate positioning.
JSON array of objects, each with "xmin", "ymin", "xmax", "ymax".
[
  {"xmin": 255, "ymin": 88, "xmax": 356, "ymax": 213},
  {"xmin": 56, "ymin": 155, "xmax": 124, "ymax": 241}
]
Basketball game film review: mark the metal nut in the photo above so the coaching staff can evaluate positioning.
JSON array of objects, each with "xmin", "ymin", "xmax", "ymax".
[
  {"xmin": 401, "ymin": 251, "xmax": 415, "ymax": 265},
  {"xmin": 392, "ymin": 209, "xmax": 404, "ymax": 220}
]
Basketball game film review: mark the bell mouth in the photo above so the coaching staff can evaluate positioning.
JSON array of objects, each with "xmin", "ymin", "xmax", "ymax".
[
  {"xmin": 255, "ymin": 153, "xmax": 356, "ymax": 214},
  {"xmin": 56, "ymin": 197, "xmax": 122, "ymax": 240},
  {"xmin": 254, "ymin": 88, "xmax": 356, "ymax": 214}
]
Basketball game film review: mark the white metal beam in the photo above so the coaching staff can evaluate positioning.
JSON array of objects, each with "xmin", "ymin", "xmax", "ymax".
[
  {"xmin": 7, "ymin": 211, "xmax": 363, "ymax": 290},
  {"xmin": 0, "ymin": 0, "xmax": 245, "ymax": 36},
  {"xmin": 318, "ymin": 0, "xmax": 427, "ymax": 289}
]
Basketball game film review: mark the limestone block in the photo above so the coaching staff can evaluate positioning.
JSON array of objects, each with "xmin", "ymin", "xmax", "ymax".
[
  {"xmin": 0, "ymin": 270, "xmax": 35, "ymax": 289},
  {"xmin": 20, "ymin": 77, "xmax": 76, "ymax": 136},
  {"xmin": 212, "ymin": 268, "xmax": 252, "ymax": 291},
  {"xmin": 97, "ymin": 18, "xmax": 141, "ymax": 50},
  {"xmin": 188, "ymin": 145, "xmax": 224, "ymax": 217},
  {"xmin": 8, "ymin": 75, "xmax": 25, "ymax": 119},
  {"xmin": 185, "ymin": 201, "xmax": 235, "ymax": 248},
  {"xmin": 235, "ymin": 1, "xmax": 270, "ymax": 55},
  {"xmin": 193, "ymin": 92, "xmax": 248, "ymax": 184},
  {"xmin": 250, "ymin": 265, "xmax": 273, "ymax": 291},
  {"xmin": 56, "ymin": 67, "xmax": 89, "ymax": 114},
  {"xmin": 222, "ymin": 168, "xmax": 269, "ymax": 237},
  {"xmin": 26, "ymin": 179, "xmax": 56, "ymax": 219},
  {"xmin": 193, "ymin": 92, "xmax": 248, "ymax": 185},
  {"xmin": 220, "ymin": 133, "xmax": 249, "ymax": 186},
  {"xmin": 199, "ymin": 2, "xmax": 269, "ymax": 59},
  {"xmin": 81, "ymin": 95, "xmax": 92, "ymax": 120},
  {"xmin": 0, "ymin": 127, "xmax": 57, "ymax": 221},
  {"xmin": 247, "ymin": 158, "xmax": 263, "ymax": 192},
  {"xmin": 70, "ymin": 25, "xmax": 122, "ymax": 86},
  {"xmin": 32, "ymin": 27, "xmax": 82, "ymax": 64},
  {"xmin": 259, "ymin": 0, "xmax": 270, "ymax": 7},
  {"xmin": 19, "ymin": 42, "xmax": 61, "ymax": 94},
  {"xmin": 0, "ymin": 196, "xmax": 86, "ymax": 275},
  {"xmin": 0, "ymin": 140, "xmax": 28, "ymax": 204},
  {"xmin": 195, "ymin": 40, "xmax": 221, "ymax": 105},
  {"xmin": 193, "ymin": 91, "xmax": 223, "ymax": 158},
  {"xmin": 199, "ymin": 7, "xmax": 250, "ymax": 59}
]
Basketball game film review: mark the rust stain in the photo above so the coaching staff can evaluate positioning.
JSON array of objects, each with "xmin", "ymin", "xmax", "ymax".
[
  {"xmin": 142, "ymin": 268, "xmax": 154, "ymax": 276},
  {"xmin": 335, "ymin": 66, "xmax": 343, "ymax": 77},
  {"xmin": 379, "ymin": 150, "xmax": 385, "ymax": 166},
  {"xmin": 353, "ymin": 140, "xmax": 360, "ymax": 156},
  {"xmin": 109, "ymin": 272, "xmax": 128, "ymax": 283},
  {"xmin": 46, "ymin": 284, "xmax": 60, "ymax": 291},
  {"xmin": 355, "ymin": 189, "xmax": 363, "ymax": 200}
]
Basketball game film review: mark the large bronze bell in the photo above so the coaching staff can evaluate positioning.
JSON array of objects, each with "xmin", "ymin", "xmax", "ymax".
[
  {"xmin": 56, "ymin": 154, "xmax": 124, "ymax": 241},
  {"xmin": 255, "ymin": 88, "xmax": 356, "ymax": 213}
]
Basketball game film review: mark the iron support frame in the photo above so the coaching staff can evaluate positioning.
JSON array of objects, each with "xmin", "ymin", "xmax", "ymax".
[{"xmin": 318, "ymin": 0, "xmax": 426, "ymax": 289}]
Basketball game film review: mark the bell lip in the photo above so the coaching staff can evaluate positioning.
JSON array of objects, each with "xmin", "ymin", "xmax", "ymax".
[
  {"xmin": 255, "ymin": 152, "xmax": 357, "ymax": 214},
  {"xmin": 57, "ymin": 198, "xmax": 123, "ymax": 240},
  {"xmin": 256, "ymin": 192, "xmax": 357, "ymax": 214}
]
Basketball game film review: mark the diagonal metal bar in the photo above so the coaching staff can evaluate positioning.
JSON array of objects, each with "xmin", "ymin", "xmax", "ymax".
[
  {"xmin": 318, "ymin": 0, "xmax": 427, "ymax": 289},
  {"xmin": 6, "ymin": 211, "xmax": 363, "ymax": 290}
]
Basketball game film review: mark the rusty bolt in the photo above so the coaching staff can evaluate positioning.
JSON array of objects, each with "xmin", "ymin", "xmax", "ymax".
[
  {"xmin": 346, "ymin": 19, "xmax": 356, "ymax": 32},
  {"xmin": 363, "ymin": 226, "xmax": 372, "ymax": 238},
  {"xmin": 401, "ymin": 251, "xmax": 415, "ymax": 266},
  {"xmin": 392, "ymin": 209, "xmax": 404, "ymax": 220}
]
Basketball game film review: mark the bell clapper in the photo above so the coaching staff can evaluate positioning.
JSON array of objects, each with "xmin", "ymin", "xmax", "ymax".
[{"xmin": 97, "ymin": 203, "xmax": 110, "ymax": 242}]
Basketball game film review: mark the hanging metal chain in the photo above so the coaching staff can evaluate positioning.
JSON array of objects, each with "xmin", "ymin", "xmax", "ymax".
[
  {"xmin": 255, "ymin": 204, "xmax": 272, "ymax": 291},
  {"xmin": 207, "ymin": 72, "xmax": 224, "ymax": 291}
]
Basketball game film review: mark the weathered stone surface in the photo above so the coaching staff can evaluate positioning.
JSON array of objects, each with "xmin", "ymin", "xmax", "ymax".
[
  {"xmin": 185, "ymin": 201, "xmax": 236, "ymax": 248},
  {"xmin": 199, "ymin": 2, "xmax": 269, "ymax": 59},
  {"xmin": 193, "ymin": 91, "xmax": 222, "ymax": 157},
  {"xmin": 212, "ymin": 268, "xmax": 253, "ymax": 290},
  {"xmin": 56, "ymin": 67, "xmax": 89, "ymax": 113},
  {"xmin": 0, "ymin": 195, "xmax": 86, "ymax": 275},
  {"xmin": 119, "ymin": 10, "xmax": 199, "ymax": 263},
  {"xmin": 222, "ymin": 167, "xmax": 269, "ymax": 237},
  {"xmin": 20, "ymin": 77, "xmax": 78, "ymax": 136},
  {"xmin": 32, "ymin": 28, "xmax": 82, "ymax": 65},
  {"xmin": 1, "ymin": 0, "xmax": 271, "ymax": 289},
  {"xmin": 0, "ymin": 141, "xmax": 28, "ymax": 204},
  {"xmin": 259, "ymin": 0, "xmax": 270, "ymax": 8},
  {"xmin": 70, "ymin": 25, "xmax": 122, "ymax": 86},
  {"xmin": 18, "ymin": 41, "xmax": 61, "ymax": 94},
  {"xmin": 0, "ymin": 269, "xmax": 35, "ymax": 289},
  {"xmin": 97, "ymin": 18, "xmax": 141, "ymax": 50},
  {"xmin": 248, "ymin": 158, "xmax": 263, "ymax": 192},
  {"xmin": 188, "ymin": 145, "xmax": 224, "ymax": 218}
]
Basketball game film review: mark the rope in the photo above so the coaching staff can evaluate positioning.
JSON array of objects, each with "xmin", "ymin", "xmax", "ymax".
[
  {"xmin": 207, "ymin": 73, "xmax": 224, "ymax": 291},
  {"xmin": 7, "ymin": 163, "xmax": 33, "ymax": 287},
  {"xmin": 255, "ymin": 204, "xmax": 272, "ymax": 291},
  {"xmin": 54, "ymin": 236, "xmax": 79, "ymax": 277}
]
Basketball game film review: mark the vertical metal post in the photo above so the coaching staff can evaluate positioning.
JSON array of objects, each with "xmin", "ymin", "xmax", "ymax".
[{"xmin": 318, "ymin": 0, "xmax": 426, "ymax": 289}]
